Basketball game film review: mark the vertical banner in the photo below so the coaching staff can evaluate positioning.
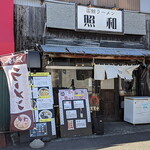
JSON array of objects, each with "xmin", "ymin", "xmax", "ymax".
[
  {"xmin": 0, "ymin": 53, "xmax": 34, "ymax": 131},
  {"xmin": 0, "ymin": 0, "xmax": 14, "ymax": 55}
]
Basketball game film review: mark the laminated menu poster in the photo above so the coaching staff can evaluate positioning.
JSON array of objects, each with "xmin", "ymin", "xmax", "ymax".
[
  {"xmin": 30, "ymin": 123, "xmax": 48, "ymax": 137},
  {"xmin": 29, "ymin": 72, "xmax": 56, "ymax": 137},
  {"xmin": 58, "ymin": 89, "xmax": 92, "ymax": 137},
  {"xmin": 67, "ymin": 120, "xmax": 74, "ymax": 130},
  {"xmin": 64, "ymin": 101, "xmax": 72, "ymax": 110}
]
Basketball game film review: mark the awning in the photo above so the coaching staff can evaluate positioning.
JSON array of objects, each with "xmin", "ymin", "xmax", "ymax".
[{"xmin": 40, "ymin": 45, "xmax": 150, "ymax": 59}]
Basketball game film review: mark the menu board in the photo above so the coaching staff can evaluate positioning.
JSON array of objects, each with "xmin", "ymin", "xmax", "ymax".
[
  {"xmin": 30, "ymin": 123, "xmax": 48, "ymax": 137},
  {"xmin": 29, "ymin": 72, "xmax": 56, "ymax": 137},
  {"xmin": 59, "ymin": 89, "xmax": 92, "ymax": 138}
]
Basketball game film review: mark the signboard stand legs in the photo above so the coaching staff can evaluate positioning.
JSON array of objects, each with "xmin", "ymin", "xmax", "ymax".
[
  {"xmin": 29, "ymin": 117, "xmax": 45, "ymax": 149},
  {"xmin": 29, "ymin": 139, "xmax": 45, "ymax": 149}
]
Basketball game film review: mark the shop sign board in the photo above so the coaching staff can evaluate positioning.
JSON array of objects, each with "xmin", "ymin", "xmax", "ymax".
[{"xmin": 77, "ymin": 5, "xmax": 122, "ymax": 33}]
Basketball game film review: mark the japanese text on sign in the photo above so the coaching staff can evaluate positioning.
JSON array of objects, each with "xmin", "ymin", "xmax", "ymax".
[{"xmin": 77, "ymin": 6, "xmax": 122, "ymax": 32}]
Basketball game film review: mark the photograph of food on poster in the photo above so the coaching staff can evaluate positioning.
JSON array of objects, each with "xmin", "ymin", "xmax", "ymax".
[
  {"xmin": 30, "ymin": 123, "xmax": 48, "ymax": 137},
  {"xmin": 37, "ymin": 99, "xmax": 53, "ymax": 110},
  {"xmin": 67, "ymin": 120, "xmax": 74, "ymax": 130},
  {"xmin": 38, "ymin": 109, "xmax": 53, "ymax": 122},
  {"xmin": 64, "ymin": 101, "xmax": 72, "ymax": 110},
  {"xmin": 66, "ymin": 110, "xmax": 77, "ymax": 119},
  {"xmin": 38, "ymin": 87, "xmax": 50, "ymax": 98},
  {"xmin": 75, "ymin": 119, "xmax": 87, "ymax": 128},
  {"xmin": 73, "ymin": 100, "xmax": 84, "ymax": 109}
]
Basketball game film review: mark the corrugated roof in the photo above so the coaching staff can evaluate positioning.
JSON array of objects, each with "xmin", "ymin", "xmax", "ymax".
[{"xmin": 40, "ymin": 45, "xmax": 150, "ymax": 57}]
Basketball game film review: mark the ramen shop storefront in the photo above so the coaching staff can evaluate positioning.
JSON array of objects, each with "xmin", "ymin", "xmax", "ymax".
[{"xmin": 40, "ymin": 45, "xmax": 150, "ymax": 137}]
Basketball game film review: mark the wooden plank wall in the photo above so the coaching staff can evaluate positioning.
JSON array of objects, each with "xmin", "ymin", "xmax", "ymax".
[
  {"xmin": 96, "ymin": 0, "xmax": 119, "ymax": 8},
  {"xmin": 45, "ymin": 28, "xmax": 145, "ymax": 49},
  {"xmin": 57, "ymin": 0, "xmax": 140, "ymax": 11},
  {"xmin": 118, "ymin": 0, "xmax": 140, "ymax": 11},
  {"xmin": 14, "ymin": 5, "xmax": 46, "ymax": 51}
]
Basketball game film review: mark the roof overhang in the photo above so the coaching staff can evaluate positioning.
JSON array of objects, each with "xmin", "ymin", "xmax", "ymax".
[{"xmin": 40, "ymin": 45, "xmax": 150, "ymax": 60}]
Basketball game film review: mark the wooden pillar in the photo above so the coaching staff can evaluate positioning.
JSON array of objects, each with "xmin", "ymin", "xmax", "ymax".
[
  {"xmin": 136, "ymin": 68, "xmax": 142, "ymax": 96},
  {"xmin": 114, "ymin": 78, "xmax": 120, "ymax": 121},
  {"xmin": 146, "ymin": 20, "xmax": 150, "ymax": 50},
  {"xmin": 0, "ymin": 134, "xmax": 6, "ymax": 147}
]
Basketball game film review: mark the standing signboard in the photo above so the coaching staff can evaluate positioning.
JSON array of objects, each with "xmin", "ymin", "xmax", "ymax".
[
  {"xmin": 59, "ymin": 89, "xmax": 92, "ymax": 137},
  {"xmin": 29, "ymin": 72, "xmax": 56, "ymax": 138},
  {"xmin": 77, "ymin": 5, "xmax": 122, "ymax": 33}
]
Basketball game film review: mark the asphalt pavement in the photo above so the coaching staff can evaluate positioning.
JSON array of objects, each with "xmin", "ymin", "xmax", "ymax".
[{"xmin": 2, "ymin": 122, "xmax": 150, "ymax": 150}]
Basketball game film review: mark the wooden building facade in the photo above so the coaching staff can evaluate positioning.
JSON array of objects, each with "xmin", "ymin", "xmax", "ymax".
[
  {"xmin": 14, "ymin": 0, "xmax": 150, "ymax": 122},
  {"xmin": 14, "ymin": 0, "xmax": 150, "ymax": 51}
]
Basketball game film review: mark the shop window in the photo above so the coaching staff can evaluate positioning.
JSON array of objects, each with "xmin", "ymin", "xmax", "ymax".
[
  {"xmin": 76, "ymin": 70, "xmax": 93, "ymax": 80},
  {"xmin": 49, "ymin": 69, "xmax": 93, "ymax": 92}
]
